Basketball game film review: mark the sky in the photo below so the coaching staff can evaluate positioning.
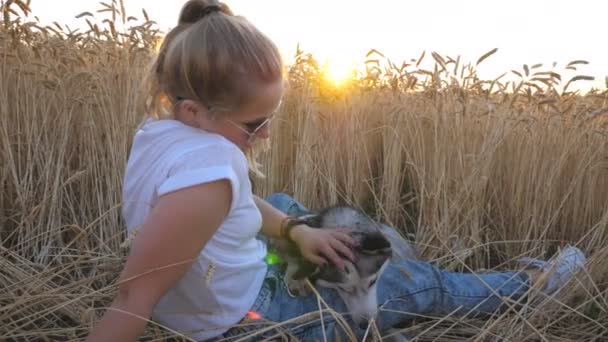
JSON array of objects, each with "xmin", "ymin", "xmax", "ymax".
[{"xmin": 19, "ymin": 0, "xmax": 608, "ymax": 91}]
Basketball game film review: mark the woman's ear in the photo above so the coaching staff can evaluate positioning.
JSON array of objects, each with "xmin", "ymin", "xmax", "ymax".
[
  {"xmin": 181, "ymin": 99, "xmax": 199, "ymax": 116},
  {"xmin": 175, "ymin": 99, "xmax": 204, "ymax": 127}
]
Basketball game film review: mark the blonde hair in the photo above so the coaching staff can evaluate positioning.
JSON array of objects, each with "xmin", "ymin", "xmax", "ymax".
[
  {"xmin": 144, "ymin": 0, "xmax": 283, "ymax": 118},
  {"xmin": 143, "ymin": 0, "xmax": 283, "ymax": 177}
]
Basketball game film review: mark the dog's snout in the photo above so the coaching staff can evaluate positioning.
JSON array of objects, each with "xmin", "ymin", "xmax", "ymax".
[{"xmin": 358, "ymin": 320, "xmax": 369, "ymax": 329}]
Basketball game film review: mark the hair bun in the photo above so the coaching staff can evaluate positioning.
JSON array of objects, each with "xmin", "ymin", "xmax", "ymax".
[{"xmin": 178, "ymin": 1, "xmax": 233, "ymax": 25}]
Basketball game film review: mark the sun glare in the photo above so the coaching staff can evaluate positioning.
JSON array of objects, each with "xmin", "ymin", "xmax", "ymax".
[{"xmin": 322, "ymin": 58, "xmax": 358, "ymax": 87}]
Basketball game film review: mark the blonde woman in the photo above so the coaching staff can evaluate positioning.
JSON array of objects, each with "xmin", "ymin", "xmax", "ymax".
[{"xmin": 86, "ymin": 1, "xmax": 586, "ymax": 341}]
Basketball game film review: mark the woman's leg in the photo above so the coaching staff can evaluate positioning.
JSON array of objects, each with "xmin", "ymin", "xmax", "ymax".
[
  {"xmin": 238, "ymin": 260, "xmax": 533, "ymax": 341},
  {"xmin": 260, "ymin": 193, "xmax": 585, "ymax": 339},
  {"xmin": 265, "ymin": 193, "xmax": 309, "ymax": 217},
  {"xmin": 219, "ymin": 264, "xmax": 359, "ymax": 341},
  {"xmin": 263, "ymin": 269, "xmax": 361, "ymax": 340},
  {"xmin": 375, "ymin": 260, "xmax": 530, "ymax": 330},
  {"xmin": 377, "ymin": 245, "xmax": 586, "ymax": 331},
  {"xmin": 262, "ymin": 194, "xmax": 527, "ymax": 336}
]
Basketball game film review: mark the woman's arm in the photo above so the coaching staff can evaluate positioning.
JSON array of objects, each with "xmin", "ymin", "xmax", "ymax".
[
  {"xmin": 253, "ymin": 195, "xmax": 355, "ymax": 268},
  {"xmin": 86, "ymin": 180, "xmax": 232, "ymax": 342},
  {"xmin": 253, "ymin": 195, "xmax": 293, "ymax": 239}
]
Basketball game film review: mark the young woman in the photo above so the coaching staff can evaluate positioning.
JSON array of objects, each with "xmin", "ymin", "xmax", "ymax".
[{"xmin": 86, "ymin": 1, "xmax": 586, "ymax": 341}]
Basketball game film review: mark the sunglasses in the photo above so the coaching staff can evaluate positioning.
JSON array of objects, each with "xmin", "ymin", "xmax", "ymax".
[
  {"xmin": 174, "ymin": 96, "xmax": 277, "ymax": 143},
  {"xmin": 225, "ymin": 115, "xmax": 275, "ymax": 143}
]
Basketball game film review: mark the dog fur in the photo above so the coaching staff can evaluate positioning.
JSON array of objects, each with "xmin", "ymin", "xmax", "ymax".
[{"xmin": 269, "ymin": 206, "xmax": 394, "ymax": 325}]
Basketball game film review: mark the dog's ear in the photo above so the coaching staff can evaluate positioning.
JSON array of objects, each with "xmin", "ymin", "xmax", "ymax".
[{"xmin": 292, "ymin": 260, "xmax": 318, "ymax": 280}]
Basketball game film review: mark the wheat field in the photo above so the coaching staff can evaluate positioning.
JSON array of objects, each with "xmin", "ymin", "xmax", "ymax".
[{"xmin": 1, "ymin": 1, "xmax": 607, "ymax": 341}]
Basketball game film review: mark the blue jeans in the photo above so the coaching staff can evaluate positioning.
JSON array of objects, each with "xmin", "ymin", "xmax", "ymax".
[{"xmin": 220, "ymin": 193, "xmax": 530, "ymax": 341}]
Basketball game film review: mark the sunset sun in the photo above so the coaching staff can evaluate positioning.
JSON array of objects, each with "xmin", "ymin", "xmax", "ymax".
[{"xmin": 321, "ymin": 58, "xmax": 358, "ymax": 87}]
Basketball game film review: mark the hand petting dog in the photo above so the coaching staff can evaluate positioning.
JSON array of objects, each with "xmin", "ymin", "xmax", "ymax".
[
  {"xmin": 289, "ymin": 225, "xmax": 356, "ymax": 270},
  {"xmin": 268, "ymin": 206, "xmax": 395, "ymax": 324}
]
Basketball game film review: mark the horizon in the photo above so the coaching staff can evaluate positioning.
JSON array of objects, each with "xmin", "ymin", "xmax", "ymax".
[{"xmin": 10, "ymin": 0, "xmax": 608, "ymax": 91}]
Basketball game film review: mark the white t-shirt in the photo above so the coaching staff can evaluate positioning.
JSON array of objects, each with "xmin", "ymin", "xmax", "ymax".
[{"xmin": 122, "ymin": 118, "xmax": 268, "ymax": 341}]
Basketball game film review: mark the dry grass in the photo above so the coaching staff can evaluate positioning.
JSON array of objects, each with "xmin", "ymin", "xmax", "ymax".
[{"xmin": 1, "ymin": 0, "xmax": 607, "ymax": 341}]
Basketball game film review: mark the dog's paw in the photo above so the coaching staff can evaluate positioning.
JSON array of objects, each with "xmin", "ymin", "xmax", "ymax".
[{"xmin": 285, "ymin": 277, "xmax": 311, "ymax": 296}]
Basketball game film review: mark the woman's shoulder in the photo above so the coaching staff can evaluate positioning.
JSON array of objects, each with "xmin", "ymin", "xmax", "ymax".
[
  {"xmin": 136, "ymin": 119, "xmax": 247, "ymax": 172},
  {"xmin": 135, "ymin": 118, "xmax": 240, "ymax": 154}
]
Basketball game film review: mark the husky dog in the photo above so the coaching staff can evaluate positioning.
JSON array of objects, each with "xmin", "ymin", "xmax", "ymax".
[{"xmin": 269, "ymin": 206, "xmax": 394, "ymax": 326}]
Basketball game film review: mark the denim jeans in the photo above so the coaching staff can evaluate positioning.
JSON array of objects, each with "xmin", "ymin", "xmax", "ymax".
[{"xmin": 220, "ymin": 193, "xmax": 530, "ymax": 341}]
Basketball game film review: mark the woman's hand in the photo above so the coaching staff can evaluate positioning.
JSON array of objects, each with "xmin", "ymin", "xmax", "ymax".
[{"xmin": 290, "ymin": 225, "xmax": 356, "ymax": 270}]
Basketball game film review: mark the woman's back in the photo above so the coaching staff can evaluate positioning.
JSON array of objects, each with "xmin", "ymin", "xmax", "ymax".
[{"xmin": 122, "ymin": 118, "xmax": 268, "ymax": 340}]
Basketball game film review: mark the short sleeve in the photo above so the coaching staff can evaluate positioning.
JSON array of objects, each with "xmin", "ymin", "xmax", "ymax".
[{"xmin": 158, "ymin": 143, "xmax": 247, "ymax": 210}]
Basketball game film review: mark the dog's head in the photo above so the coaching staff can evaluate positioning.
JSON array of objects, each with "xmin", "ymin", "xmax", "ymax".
[{"xmin": 313, "ymin": 231, "xmax": 392, "ymax": 327}]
